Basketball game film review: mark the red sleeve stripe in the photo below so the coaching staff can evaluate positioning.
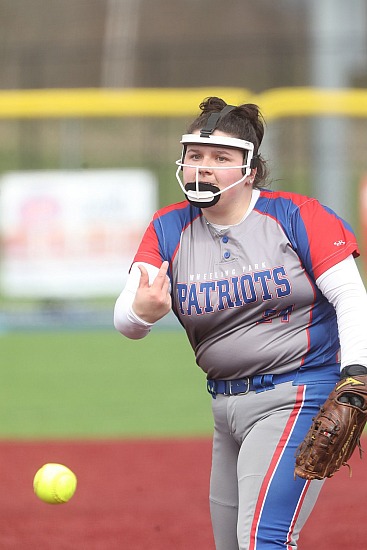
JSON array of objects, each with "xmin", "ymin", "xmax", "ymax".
[{"xmin": 133, "ymin": 222, "xmax": 162, "ymax": 269}]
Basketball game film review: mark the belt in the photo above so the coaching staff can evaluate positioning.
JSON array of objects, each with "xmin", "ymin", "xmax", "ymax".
[{"xmin": 207, "ymin": 370, "xmax": 298, "ymax": 398}]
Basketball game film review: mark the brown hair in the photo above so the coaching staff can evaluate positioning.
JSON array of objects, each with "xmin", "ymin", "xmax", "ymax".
[{"xmin": 187, "ymin": 97, "xmax": 269, "ymax": 187}]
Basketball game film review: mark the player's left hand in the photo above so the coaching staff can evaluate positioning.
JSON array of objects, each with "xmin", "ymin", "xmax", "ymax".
[
  {"xmin": 294, "ymin": 365, "xmax": 367, "ymax": 480},
  {"xmin": 132, "ymin": 261, "xmax": 172, "ymax": 323}
]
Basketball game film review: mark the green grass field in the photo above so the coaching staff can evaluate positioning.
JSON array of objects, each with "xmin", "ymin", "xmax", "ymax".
[{"xmin": 1, "ymin": 329, "xmax": 213, "ymax": 439}]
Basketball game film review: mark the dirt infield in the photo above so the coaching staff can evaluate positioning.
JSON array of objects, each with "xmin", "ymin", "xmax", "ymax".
[{"xmin": 0, "ymin": 438, "xmax": 366, "ymax": 549}]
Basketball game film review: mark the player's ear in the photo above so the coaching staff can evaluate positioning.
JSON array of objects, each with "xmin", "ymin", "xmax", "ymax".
[{"xmin": 245, "ymin": 168, "xmax": 257, "ymax": 184}]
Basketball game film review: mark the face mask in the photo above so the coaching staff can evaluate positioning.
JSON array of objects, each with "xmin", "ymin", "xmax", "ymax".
[{"xmin": 175, "ymin": 134, "xmax": 254, "ymax": 208}]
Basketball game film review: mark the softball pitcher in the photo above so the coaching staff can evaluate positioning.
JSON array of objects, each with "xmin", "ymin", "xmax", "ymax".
[{"xmin": 114, "ymin": 97, "xmax": 367, "ymax": 549}]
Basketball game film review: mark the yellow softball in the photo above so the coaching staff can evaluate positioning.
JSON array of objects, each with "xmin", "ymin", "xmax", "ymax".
[{"xmin": 33, "ymin": 463, "xmax": 77, "ymax": 504}]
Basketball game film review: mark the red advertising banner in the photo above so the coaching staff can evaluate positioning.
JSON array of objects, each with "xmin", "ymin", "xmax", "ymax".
[{"xmin": 0, "ymin": 170, "xmax": 157, "ymax": 298}]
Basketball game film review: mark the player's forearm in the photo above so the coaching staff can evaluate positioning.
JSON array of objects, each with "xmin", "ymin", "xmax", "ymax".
[
  {"xmin": 114, "ymin": 287, "xmax": 153, "ymax": 339},
  {"xmin": 114, "ymin": 262, "xmax": 160, "ymax": 339},
  {"xmin": 316, "ymin": 255, "xmax": 367, "ymax": 369}
]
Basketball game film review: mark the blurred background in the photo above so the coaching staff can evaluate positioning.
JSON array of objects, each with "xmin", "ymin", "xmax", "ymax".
[
  {"xmin": 1, "ymin": 6, "xmax": 366, "ymax": 546},
  {"xmin": 0, "ymin": 0, "xmax": 366, "ymax": 327}
]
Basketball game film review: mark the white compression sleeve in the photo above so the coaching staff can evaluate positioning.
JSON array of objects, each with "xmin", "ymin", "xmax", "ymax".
[
  {"xmin": 316, "ymin": 255, "xmax": 367, "ymax": 369},
  {"xmin": 113, "ymin": 262, "xmax": 159, "ymax": 339}
]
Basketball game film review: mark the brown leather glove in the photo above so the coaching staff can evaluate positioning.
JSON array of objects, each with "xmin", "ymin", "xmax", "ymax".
[{"xmin": 294, "ymin": 365, "xmax": 367, "ymax": 480}]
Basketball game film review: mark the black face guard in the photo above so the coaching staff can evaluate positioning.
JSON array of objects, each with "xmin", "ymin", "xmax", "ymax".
[
  {"xmin": 175, "ymin": 105, "xmax": 256, "ymax": 207},
  {"xmin": 184, "ymin": 182, "xmax": 221, "ymax": 208}
]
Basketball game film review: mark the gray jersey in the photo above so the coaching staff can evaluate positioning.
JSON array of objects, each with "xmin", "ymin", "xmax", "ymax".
[{"xmin": 133, "ymin": 189, "xmax": 359, "ymax": 379}]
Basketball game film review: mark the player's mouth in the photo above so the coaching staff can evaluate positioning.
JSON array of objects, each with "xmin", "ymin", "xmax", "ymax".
[{"xmin": 184, "ymin": 181, "xmax": 221, "ymax": 208}]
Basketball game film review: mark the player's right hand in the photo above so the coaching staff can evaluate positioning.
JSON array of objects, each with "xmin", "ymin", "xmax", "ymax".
[{"xmin": 132, "ymin": 261, "xmax": 172, "ymax": 323}]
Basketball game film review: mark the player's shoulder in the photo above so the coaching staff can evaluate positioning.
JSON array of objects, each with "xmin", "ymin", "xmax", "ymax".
[
  {"xmin": 259, "ymin": 188, "xmax": 317, "ymax": 207},
  {"xmin": 152, "ymin": 200, "xmax": 202, "ymax": 223},
  {"xmin": 257, "ymin": 188, "xmax": 323, "ymax": 216},
  {"xmin": 153, "ymin": 200, "xmax": 191, "ymax": 218}
]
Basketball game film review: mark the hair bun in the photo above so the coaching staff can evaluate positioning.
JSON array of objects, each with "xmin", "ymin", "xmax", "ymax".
[{"xmin": 199, "ymin": 97, "xmax": 227, "ymax": 114}]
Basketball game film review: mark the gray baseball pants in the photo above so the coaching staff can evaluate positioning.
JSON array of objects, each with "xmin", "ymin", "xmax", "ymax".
[{"xmin": 209, "ymin": 378, "xmax": 337, "ymax": 549}]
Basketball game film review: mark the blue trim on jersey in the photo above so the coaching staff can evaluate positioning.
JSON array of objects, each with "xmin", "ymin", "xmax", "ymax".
[
  {"xmin": 293, "ymin": 363, "xmax": 340, "ymax": 385},
  {"xmin": 301, "ymin": 295, "xmax": 340, "ymax": 367},
  {"xmin": 152, "ymin": 202, "xmax": 201, "ymax": 263},
  {"xmin": 255, "ymin": 190, "xmax": 357, "ymax": 280},
  {"xmin": 255, "ymin": 191, "xmax": 347, "ymax": 367},
  {"xmin": 255, "ymin": 193, "xmax": 315, "ymax": 277},
  {"xmin": 147, "ymin": 191, "xmax": 351, "ymax": 372}
]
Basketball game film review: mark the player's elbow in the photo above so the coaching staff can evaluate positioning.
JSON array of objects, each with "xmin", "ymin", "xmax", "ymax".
[{"xmin": 113, "ymin": 310, "xmax": 151, "ymax": 340}]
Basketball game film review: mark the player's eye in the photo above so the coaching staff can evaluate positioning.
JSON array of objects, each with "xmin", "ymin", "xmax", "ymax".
[{"xmin": 187, "ymin": 153, "xmax": 202, "ymax": 161}]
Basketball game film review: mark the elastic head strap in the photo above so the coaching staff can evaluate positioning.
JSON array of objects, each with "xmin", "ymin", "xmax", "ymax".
[{"xmin": 200, "ymin": 105, "xmax": 236, "ymax": 138}]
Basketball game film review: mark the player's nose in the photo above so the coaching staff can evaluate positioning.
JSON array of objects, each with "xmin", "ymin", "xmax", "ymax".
[{"xmin": 198, "ymin": 163, "xmax": 214, "ymax": 176}]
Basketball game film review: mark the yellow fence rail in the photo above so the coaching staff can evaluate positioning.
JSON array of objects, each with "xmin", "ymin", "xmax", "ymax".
[{"xmin": 0, "ymin": 87, "xmax": 366, "ymax": 120}]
